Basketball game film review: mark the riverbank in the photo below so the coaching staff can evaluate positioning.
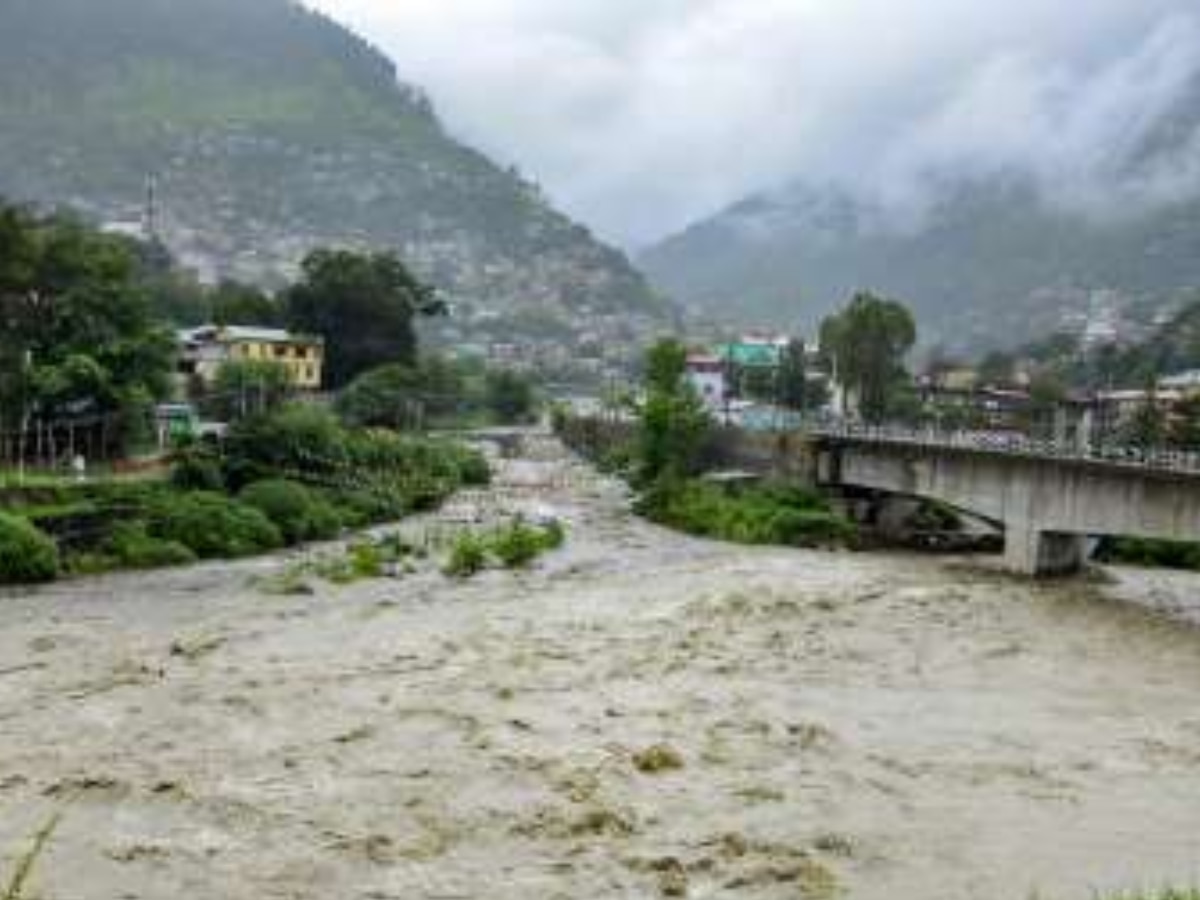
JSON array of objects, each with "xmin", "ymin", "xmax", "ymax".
[{"xmin": 1, "ymin": 432, "xmax": 1198, "ymax": 899}]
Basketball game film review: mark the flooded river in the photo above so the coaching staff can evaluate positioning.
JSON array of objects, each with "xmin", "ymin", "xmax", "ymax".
[{"xmin": 1, "ymin": 432, "xmax": 1199, "ymax": 899}]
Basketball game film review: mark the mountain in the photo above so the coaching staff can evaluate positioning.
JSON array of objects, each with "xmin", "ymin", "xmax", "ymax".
[
  {"xmin": 0, "ymin": 0, "xmax": 665, "ymax": 333},
  {"xmin": 641, "ymin": 84, "xmax": 1200, "ymax": 352}
]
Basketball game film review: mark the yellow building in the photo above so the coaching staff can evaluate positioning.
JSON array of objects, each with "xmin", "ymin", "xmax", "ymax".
[{"xmin": 178, "ymin": 325, "xmax": 325, "ymax": 390}]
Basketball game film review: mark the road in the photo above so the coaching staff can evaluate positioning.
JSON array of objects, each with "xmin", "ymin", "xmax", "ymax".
[{"xmin": 1, "ymin": 432, "xmax": 1199, "ymax": 899}]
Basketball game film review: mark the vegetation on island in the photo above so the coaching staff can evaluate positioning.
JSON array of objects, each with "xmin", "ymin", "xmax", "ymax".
[{"xmin": 444, "ymin": 520, "xmax": 566, "ymax": 578}]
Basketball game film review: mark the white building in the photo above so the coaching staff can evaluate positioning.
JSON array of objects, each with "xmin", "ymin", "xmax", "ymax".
[{"xmin": 686, "ymin": 354, "xmax": 728, "ymax": 411}]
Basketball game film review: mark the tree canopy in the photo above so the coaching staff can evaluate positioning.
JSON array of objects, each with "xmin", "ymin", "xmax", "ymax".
[
  {"xmin": 285, "ymin": 249, "xmax": 445, "ymax": 389},
  {"xmin": 636, "ymin": 338, "xmax": 710, "ymax": 485},
  {"xmin": 820, "ymin": 292, "xmax": 917, "ymax": 423},
  {"xmin": 0, "ymin": 203, "xmax": 174, "ymax": 441}
]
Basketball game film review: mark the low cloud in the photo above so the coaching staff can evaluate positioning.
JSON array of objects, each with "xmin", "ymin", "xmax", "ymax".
[{"xmin": 310, "ymin": 0, "xmax": 1200, "ymax": 245}]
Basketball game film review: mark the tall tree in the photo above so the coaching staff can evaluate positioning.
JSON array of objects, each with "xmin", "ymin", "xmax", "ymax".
[
  {"xmin": 285, "ymin": 249, "xmax": 444, "ymax": 389},
  {"xmin": 0, "ymin": 205, "xmax": 174, "ymax": 445},
  {"xmin": 636, "ymin": 339, "xmax": 710, "ymax": 485},
  {"xmin": 1123, "ymin": 391, "xmax": 1167, "ymax": 450},
  {"xmin": 1169, "ymin": 394, "xmax": 1200, "ymax": 450},
  {"xmin": 211, "ymin": 280, "xmax": 282, "ymax": 327},
  {"xmin": 778, "ymin": 338, "xmax": 810, "ymax": 411},
  {"xmin": 819, "ymin": 292, "xmax": 917, "ymax": 423}
]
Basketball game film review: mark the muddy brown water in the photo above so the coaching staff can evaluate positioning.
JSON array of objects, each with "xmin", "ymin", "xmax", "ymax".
[{"xmin": 2, "ymin": 432, "xmax": 1199, "ymax": 899}]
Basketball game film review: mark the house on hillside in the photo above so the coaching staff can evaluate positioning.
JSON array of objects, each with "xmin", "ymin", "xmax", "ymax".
[
  {"xmin": 686, "ymin": 353, "xmax": 728, "ymax": 412},
  {"xmin": 177, "ymin": 325, "xmax": 325, "ymax": 390}
]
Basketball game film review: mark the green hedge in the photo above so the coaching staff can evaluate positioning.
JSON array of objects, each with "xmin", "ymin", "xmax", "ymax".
[
  {"xmin": 171, "ymin": 450, "xmax": 225, "ymax": 492},
  {"xmin": 107, "ymin": 522, "xmax": 197, "ymax": 569},
  {"xmin": 0, "ymin": 513, "xmax": 60, "ymax": 584},
  {"xmin": 148, "ymin": 492, "xmax": 283, "ymax": 559},
  {"xmin": 239, "ymin": 479, "xmax": 343, "ymax": 545}
]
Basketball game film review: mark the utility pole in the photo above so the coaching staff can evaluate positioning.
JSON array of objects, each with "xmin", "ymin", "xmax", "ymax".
[{"xmin": 144, "ymin": 173, "xmax": 159, "ymax": 240}]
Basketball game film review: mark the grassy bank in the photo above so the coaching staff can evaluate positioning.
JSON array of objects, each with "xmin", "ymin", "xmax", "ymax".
[{"xmin": 0, "ymin": 405, "xmax": 489, "ymax": 586}]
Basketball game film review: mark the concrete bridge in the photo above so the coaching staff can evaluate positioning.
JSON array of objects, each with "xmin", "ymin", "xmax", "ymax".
[{"xmin": 814, "ymin": 426, "xmax": 1200, "ymax": 575}]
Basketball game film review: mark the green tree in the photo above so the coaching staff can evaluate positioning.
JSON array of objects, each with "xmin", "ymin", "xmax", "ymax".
[
  {"xmin": 778, "ymin": 338, "xmax": 810, "ymax": 411},
  {"xmin": 285, "ymin": 249, "xmax": 445, "ymax": 389},
  {"xmin": 977, "ymin": 350, "xmax": 1016, "ymax": 387},
  {"xmin": 336, "ymin": 358, "xmax": 468, "ymax": 430},
  {"xmin": 211, "ymin": 281, "xmax": 281, "ymax": 327},
  {"xmin": 636, "ymin": 339, "xmax": 710, "ymax": 485},
  {"xmin": 1123, "ymin": 390, "xmax": 1167, "ymax": 449},
  {"xmin": 819, "ymin": 292, "xmax": 917, "ymax": 423},
  {"xmin": 1025, "ymin": 371, "xmax": 1068, "ymax": 438},
  {"xmin": 0, "ymin": 205, "xmax": 174, "ymax": 449},
  {"xmin": 209, "ymin": 360, "xmax": 293, "ymax": 421},
  {"xmin": 1170, "ymin": 394, "xmax": 1200, "ymax": 450},
  {"xmin": 485, "ymin": 369, "xmax": 537, "ymax": 424}
]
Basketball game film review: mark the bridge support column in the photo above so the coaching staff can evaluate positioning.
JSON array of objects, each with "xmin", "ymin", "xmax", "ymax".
[{"xmin": 1004, "ymin": 526, "xmax": 1088, "ymax": 576}]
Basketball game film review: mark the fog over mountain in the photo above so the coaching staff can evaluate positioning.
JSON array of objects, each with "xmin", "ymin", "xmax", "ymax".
[{"xmin": 311, "ymin": 1, "xmax": 1200, "ymax": 246}]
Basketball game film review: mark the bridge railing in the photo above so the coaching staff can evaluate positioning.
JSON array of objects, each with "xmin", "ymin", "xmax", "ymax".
[{"xmin": 804, "ymin": 422, "xmax": 1200, "ymax": 475}]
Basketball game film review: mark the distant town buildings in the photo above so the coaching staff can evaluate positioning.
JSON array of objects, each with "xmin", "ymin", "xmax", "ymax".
[
  {"xmin": 177, "ymin": 325, "xmax": 325, "ymax": 390},
  {"xmin": 685, "ymin": 353, "xmax": 728, "ymax": 411}
]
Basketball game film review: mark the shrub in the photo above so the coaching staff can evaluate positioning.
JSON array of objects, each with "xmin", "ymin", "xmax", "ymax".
[
  {"xmin": 450, "ymin": 446, "xmax": 492, "ymax": 487},
  {"xmin": 445, "ymin": 533, "xmax": 488, "ymax": 578},
  {"xmin": 239, "ymin": 479, "xmax": 342, "ymax": 545},
  {"xmin": 348, "ymin": 542, "xmax": 385, "ymax": 579},
  {"xmin": 0, "ymin": 514, "xmax": 60, "ymax": 584},
  {"xmin": 222, "ymin": 404, "xmax": 346, "ymax": 490},
  {"xmin": 107, "ymin": 522, "xmax": 197, "ymax": 570},
  {"xmin": 490, "ymin": 522, "xmax": 546, "ymax": 569},
  {"xmin": 171, "ymin": 450, "xmax": 225, "ymax": 492},
  {"xmin": 1098, "ymin": 537, "xmax": 1200, "ymax": 571},
  {"xmin": 485, "ymin": 369, "xmax": 537, "ymax": 424},
  {"xmin": 638, "ymin": 480, "xmax": 855, "ymax": 549},
  {"xmin": 224, "ymin": 405, "xmax": 489, "ymax": 506},
  {"xmin": 541, "ymin": 520, "xmax": 566, "ymax": 550},
  {"xmin": 320, "ymin": 488, "xmax": 406, "ymax": 528},
  {"xmin": 148, "ymin": 492, "xmax": 283, "ymax": 559},
  {"xmin": 304, "ymin": 497, "xmax": 344, "ymax": 542}
]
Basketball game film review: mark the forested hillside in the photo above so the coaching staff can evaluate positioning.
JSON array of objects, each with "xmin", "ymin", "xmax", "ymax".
[{"xmin": 0, "ymin": 0, "xmax": 663, "ymax": 330}]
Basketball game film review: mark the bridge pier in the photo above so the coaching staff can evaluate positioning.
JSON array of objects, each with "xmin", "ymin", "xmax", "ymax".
[{"xmin": 1004, "ymin": 526, "xmax": 1089, "ymax": 576}]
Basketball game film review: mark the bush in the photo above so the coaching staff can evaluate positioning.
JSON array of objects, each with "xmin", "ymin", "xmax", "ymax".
[
  {"xmin": 320, "ymin": 488, "xmax": 406, "ymax": 528},
  {"xmin": 171, "ymin": 450, "xmax": 225, "ymax": 492},
  {"xmin": 239, "ymin": 479, "xmax": 343, "ymax": 545},
  {"xmin": 490, "ymin": 522, "xmax": 547, "ymax": 569},
  {"xmin": 541, "ymin": 519, "xmax": 566, "ymax": 550},
  {"xmin": 224, "ymin": 405, "xmax": 490, "ymax": 506},
  {"xmin": 0, "ymin": 513, "xmax": 60, "ymax": 584},
  {"xmin": 1098, "ymin": 537, "xmax": 1200, "ymax": 571},
  {"xmin": 485, "ymin": 369, "xmax": 537, "ymax": 424},
  {"xmin": 450, "ymin": 445, "xmax": 493, "ymax": 487},
  {"xmin": 445, "ymin": 533, "xmax": 489, "ymax": 578},
  {"xmin": 148, "ymin": 492, "xmax": 283, "ymax": 559},
  {"xmin": 107, "ymin": 522, "xmax": 197, "ymax": 569},
  {"xmin": 638, "ymin": 480, "xmax": 855, "ymax": 548}
]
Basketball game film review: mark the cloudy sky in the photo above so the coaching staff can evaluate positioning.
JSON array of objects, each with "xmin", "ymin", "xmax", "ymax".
[{"xmin": 308, "ymin": 1, "xmax": 1200, "ymax": 248}]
